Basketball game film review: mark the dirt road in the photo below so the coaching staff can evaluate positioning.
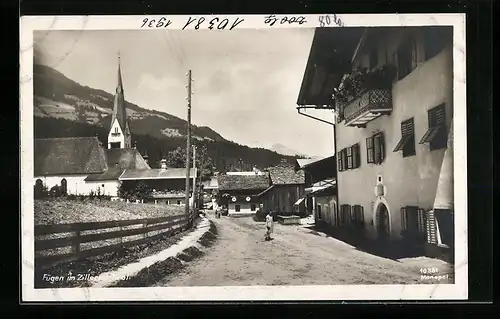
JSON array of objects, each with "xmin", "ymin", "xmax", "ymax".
[{"xmin": 156, "ymin": 215, "xmax": 453, "ymax": 286}]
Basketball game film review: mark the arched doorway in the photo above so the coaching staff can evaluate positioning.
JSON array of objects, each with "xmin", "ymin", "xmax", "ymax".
[
  {"xmin": 375, "ymin": 203, "xmax": 391, "ymax": 242},
  {"xmin": 60, "ymin": 178, "xmax": 68, "ymax": 196}
]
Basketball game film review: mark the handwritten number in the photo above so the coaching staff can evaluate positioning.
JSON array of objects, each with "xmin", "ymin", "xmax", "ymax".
[
  {"xmin": 209, "ymin": 18, "xmax": 218, "ymax": 30},
  {"xmin": 218, "ymin": 18, "xmax": 229, "ymax": 30},
  {"xmin": 325, "ymin": 15, "xmax": 331, "ymax": 25},
  {"xmin": 195, "ymin": 17, "xmax": 206, "ymax": 30},
  {"xmin": 318, "ymin": 16, "xmax": 325, "ymax": 27},
  {"xmin": 264, "ymin": 14, "xmax": 278, "ymax": 26},
  {"xmin": 141, "ymin": 18, "xmax": 148, "ymax": 28}
]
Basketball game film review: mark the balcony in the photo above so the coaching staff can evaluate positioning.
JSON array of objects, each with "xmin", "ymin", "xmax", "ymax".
[{"xmin": 342, "ymin": 89, "xmax": 392, "ymax": 127}]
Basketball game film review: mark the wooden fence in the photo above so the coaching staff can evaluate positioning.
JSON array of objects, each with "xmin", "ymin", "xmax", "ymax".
[{"xmin": 35, "ymin": 212, "xmax": 197, "ymax": 270}]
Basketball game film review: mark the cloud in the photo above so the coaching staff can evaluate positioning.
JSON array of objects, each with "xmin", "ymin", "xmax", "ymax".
[{"xmin": 137, "ymin": 73, "xmax": 184, "ymax": 92}]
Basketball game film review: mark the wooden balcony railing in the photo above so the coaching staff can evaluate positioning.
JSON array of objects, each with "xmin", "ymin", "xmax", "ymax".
[{"xmin": 341, "ymin": 89, "xmax": 392, "ymax": 127}]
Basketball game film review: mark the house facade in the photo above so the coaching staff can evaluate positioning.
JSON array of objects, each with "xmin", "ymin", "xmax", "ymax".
[
  {"xmin": 296, "ymin": 27, "xmax": 454, "ymax": 257},
  {"xmin": 296, "ymin": 155, "xmax": 337, "ymax": 226},
  {"xmin": 259, "ymin": 160, "xmax": 306, "ymax": 216},
  {"xmin": 118, "ymin": 159, "xmax": 197, "ymax": 205},
  {"xmin": 218, "ymin": 174, "xmax": 269, "ymax": 216}
]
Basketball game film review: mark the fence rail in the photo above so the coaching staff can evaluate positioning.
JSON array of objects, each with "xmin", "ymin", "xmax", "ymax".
[{"xmin": 35, "ymin": 212, "xmax": 196, "ymax": 270}]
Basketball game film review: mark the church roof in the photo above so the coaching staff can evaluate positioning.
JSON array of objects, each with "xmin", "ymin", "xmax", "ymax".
[
  {"xmin": 119, "ymin": 167, "xmax": 197, "ymax": 180},
  {"xmin": 34, "ymin": 137, "xmax": 108, "ymax": 176},
  {"xmin": 85, "ymin": 148, "xmax": 151, "ymax": 181}
]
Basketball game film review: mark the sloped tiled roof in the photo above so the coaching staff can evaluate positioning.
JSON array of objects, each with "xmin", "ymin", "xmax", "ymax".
[
  {"xmin": 34, "ymin": 137, "xmax": 108, "ymax": 176},
  {"xmin": 268, "ymin": 164, "xmax": 305, "ymax": 185},
  {"xmin": 85, "ymin": 148, "xmax": 151, "ymax": 181},
  {"xmin": 119, "ymin": 167, "xmax": 197, "ymax": 180},
  {"xmin": 218, "ymin": 174, "xmax": 270, "ymax": 191}
]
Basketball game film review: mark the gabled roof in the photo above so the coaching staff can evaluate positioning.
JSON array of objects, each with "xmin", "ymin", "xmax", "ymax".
[
  {"xmin": 34, "ymin": 137, "xmax": 108, "ymax": 176},
  {"xmin": 268, "ymin": 164, "xmax": 305, "ymax": 185},
  {"xmin": 119, "ymin": 167, "xmax": 197, "ymax": 180},
  {"xmin": 218, "ymin": 174, "xmax": 269, "ymax": 191},
  {"xmin": 85, "ymin": 148, "xmax": 151, "ymax": 181}
]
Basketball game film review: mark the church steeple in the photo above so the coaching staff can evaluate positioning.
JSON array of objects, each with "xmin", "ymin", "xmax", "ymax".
[{"xmin": 108, "ymin": 52, "xmax": 132, "ymax": 149}]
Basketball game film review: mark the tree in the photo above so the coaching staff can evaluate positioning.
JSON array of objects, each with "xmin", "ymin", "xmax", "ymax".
[
  {"xmin": 165, "ymin": 146, "xmax": 214, "ymax": 180},
  {"xmin": 118, "ymin": 181, "xmax": 152, "ymax": 201}
]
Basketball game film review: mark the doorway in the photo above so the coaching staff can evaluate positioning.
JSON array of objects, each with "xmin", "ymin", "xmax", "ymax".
[{"xmin": 376, "ymin": 203, "xmax": 391, "ymax": 242}]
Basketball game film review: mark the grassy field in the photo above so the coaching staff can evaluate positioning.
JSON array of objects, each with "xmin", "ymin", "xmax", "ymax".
[{"xmin": 34, "ymin": 198, "xmax": 185, "ymax": 225}]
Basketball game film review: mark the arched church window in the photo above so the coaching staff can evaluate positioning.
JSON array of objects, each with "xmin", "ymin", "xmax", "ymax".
[
  {"xmin": 61, "ymin": 178, "xmax": 68, "ymax": 196},
  {"xmin": 115, "ymin": 127, "xmax": 118, "ymax": 133}
]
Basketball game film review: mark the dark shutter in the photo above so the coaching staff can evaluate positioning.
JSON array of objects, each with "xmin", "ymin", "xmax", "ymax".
[
  {"xmin": 346, "ymin": 147, "xmax": 353, "ymax": 169},
  {"xmin": 426, "ymin": 210, "xmax": 438, "ymax": 244},
  {"xmin": 360, "ymin": 205, "xmax": 365, "ymax": 223},
  {"xmin": 337, "ymin": 151, "xmax": 343, "ymax": 171},
  {"xmin": 354, "ymin": 144, "xmax": 361, "ymax": 168},
  {"xmin": 379, "ymin": 132, "xmax": 385, "ymax": 163},
  {"xmin": 366, "ymin": 136, "xmax": 374, "ymax": 163},
  {"xmin": 347, "ymin": 205, "xmax": 352, "ymax": 225},
  {"xmin": 400, "ymin": 207, "xmax": 407, "ymax": 233},
  {"xmin": 417, "ymin": 208, "xmax": 427, "ymax": 234}
]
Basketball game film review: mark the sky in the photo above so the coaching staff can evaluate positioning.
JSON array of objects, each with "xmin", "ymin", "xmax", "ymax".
[{"xmin": 34, "ymin": 29, "xmax": 335, "ymax": 157}]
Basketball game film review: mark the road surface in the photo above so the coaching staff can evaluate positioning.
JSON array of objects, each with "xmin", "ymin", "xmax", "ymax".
[{"xmin": 156, "ymin": 215, "xmax": 454, "ymax": 286}]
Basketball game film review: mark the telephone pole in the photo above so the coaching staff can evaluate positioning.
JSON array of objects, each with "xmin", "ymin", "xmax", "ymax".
[
  {"xmin": 192, "ymin": 145, "xmax": 197, "ymax": 212},
  {"xmin": 184, "ymin": 70, "xmax": 193, "ymax": 222}
]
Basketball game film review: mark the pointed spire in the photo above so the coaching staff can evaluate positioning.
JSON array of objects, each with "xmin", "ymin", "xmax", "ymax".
[{"xmin": 117, "ymin": 51, "xmax": 123, "ymax": 91}]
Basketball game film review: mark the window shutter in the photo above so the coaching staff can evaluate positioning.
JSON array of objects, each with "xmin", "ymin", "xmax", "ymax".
[
  {"xmin": 436, "ymin": 104, "xmax": 446, "ymax": 125},
  {"xmin": 366, "ymin": 136, "xmax": 374, "ymax": 164},
  {"xmin": 426, "ymin": 210, "xmax": 438, "ymax": 244},
  {"xmin": 379, "ymin": 132, "xmax": 385, "ymax": 163},
  {"xmin": 347, "ymin": 205, "xmax": 352, "ymax": 224},
  {"xmin": 400, "ymin": 207, "xmax": 407, "ymax": 232},
  {"xmin": 354, "ymin": 144, "xmax": 361, "ymax": 168},
  {"xmin": 338, "ymin": 151, "xmax": 343, "ymax": 171},
  {"xmin": 417, "ymin": 208, "xmax": 426, "ymax": 234},
  {"xmin": 373, "ymin": 134, "xmax": 381, "ymax": 164},
  {"xmin": 360, "ymin": 206, "xmax": 365, "ymax": 223}
]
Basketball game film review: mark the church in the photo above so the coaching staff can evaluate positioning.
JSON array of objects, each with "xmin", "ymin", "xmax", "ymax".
[{"xmin": 33, "ymin": 54, "xmax": 177, "ymax": 199}]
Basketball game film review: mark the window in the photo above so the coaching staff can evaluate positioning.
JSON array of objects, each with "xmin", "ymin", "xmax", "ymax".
[
  {"xmin": 166, "ymin": 200, "xmax": 170, "ymax": 205},
  {"xmin": 366, "ymin": 136, "xmax": 374, "ymax": 163},
  {"xmin": 338, "ymin": 149, "xmax": 347, "ymax": 172},
  {"xmin": 110, "ymin": 142, "xmax": 121, "ymax": 149},
  {"xmin": 250, "ymin": 204, "xmax": 256, "ymax": 211},
  {"xmin": 369, "ymin": 45, "xmax": 378, "ymax": 70},
  {"xmin": 401, "ymin": 206, "xmax": 427, "ymax": 239},
  {"xmin": 393, "ymin": 118, "xmax": 416, "ymax": 157},
  {"xmin": 177, "ymin": 200, "xmax": 181, "ymax": 205},
  {"xmin": 346, "ymin": 147, "xmax": 353, "ymax": 169},
  {"xmin": 235, "ymin": 205, "xmax": 241, "ymax": 212},
  {"xmin": 397, "ymin": 37, "xmax": 418, "ymax": 80},
  {"xmin": 419, "ymin": 104, "xmax": 447, "ymax": 151},
  {"xmin": 317, "ymin": 204, "xmax": 322, "ymax": 220},
  {"xmin": 351, "ymin": 144, "xmax": 361, "ymax": 169},
  {"xmin": 351, "ymin": 205, "xmax": 365, "ymax": 227},
  {"xmin": 114, "ymin": 127, "xmax": 119, "ymax": 133}
]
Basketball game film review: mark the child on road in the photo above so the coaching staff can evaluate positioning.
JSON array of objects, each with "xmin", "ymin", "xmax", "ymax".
[{"xmin": 265, "ymin": 210, "xmax": 274, "ymax": 241}]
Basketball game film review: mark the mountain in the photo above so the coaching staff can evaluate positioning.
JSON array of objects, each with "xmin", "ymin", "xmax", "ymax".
[
  {"xmin": 33, "ymin": 64, "xmax": 300, "ymax": 171},
  {"xmin": 271, "ymin": 143, "xmax": 306, "ymax": 157}
]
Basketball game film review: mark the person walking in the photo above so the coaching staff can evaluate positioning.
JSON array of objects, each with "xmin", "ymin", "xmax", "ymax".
[{"xmin": 265, "ymin": 210, "xmax": 274, "ymax": 241}]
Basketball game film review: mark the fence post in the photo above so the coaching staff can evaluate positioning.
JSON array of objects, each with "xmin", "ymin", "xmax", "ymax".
[
  {"xmin": 119, "ymin": 226, "xmax": 123, "ymax": 243},
  {"xmin": 143, "ymin": 221, "xmax": 148, "ymax": 239},
  {"xmin": 72, "ymin": 230, "xmax": 81, "ymax": 254}
]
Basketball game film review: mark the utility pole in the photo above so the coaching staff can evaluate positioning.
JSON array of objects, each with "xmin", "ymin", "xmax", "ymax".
[
  {"xmin": 192, "ymin": 145, "xmax": 197, "ymax": 212},
  {"xmin": 184, "ymin": 70, "xmax": 192, "ymax": 223}
]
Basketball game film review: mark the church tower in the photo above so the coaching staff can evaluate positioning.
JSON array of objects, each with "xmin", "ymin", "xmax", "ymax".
[{"xmin": 107, "ymin": 52, "xmax": 132, "ymax": 149}]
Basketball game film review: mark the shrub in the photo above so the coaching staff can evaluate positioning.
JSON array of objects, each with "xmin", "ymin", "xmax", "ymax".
[{"xmin": 118, "ymin": 181, "xmax": 152, "ymax": 202}]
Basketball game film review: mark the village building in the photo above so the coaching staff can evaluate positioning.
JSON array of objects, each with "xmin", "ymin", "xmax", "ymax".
[
  {"xmin": 217, "ymin": 174, "xmax": 269, "ymax": 216},
  {"xmin": 258, "ymin": 160, "xmax": 306, "ymax": 216},
  {"xmin": 295, "ymin": 155, "xmax": 337, "ymax": 226},
  {"xmin": 296, "ymin": 27, "xmax": 454, "ymax": 259},
  {"xmin": 34, "ymin": 54, "xmax": 152, "ymax": 198},
  {"xmin": 118, "ymin": 158, "xmax": 197, "ymax": 205}
]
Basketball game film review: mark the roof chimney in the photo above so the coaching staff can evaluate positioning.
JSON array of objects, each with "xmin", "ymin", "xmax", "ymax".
[{"xmin": 160, "ymin": 159, "xmax": 167, "ymax": 170}]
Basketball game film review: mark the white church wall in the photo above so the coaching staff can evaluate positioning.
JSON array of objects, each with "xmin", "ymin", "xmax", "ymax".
[{"xmin": 34, "ymin": 176, "xmax": 120, "ymax": 196}]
